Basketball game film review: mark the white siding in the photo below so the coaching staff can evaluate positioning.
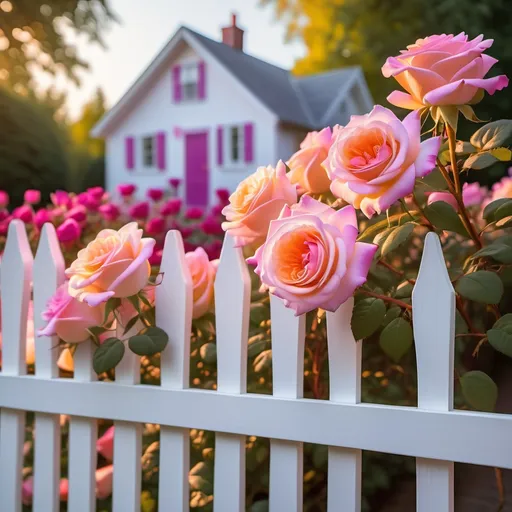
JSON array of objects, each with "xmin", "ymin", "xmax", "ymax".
[
  {"xmin": 275, "ymin": 127, "xmax": 307, "ymax": 163},
  {"xmin": 105, "ymin": 42, "xmax": 277, "ymax": 205}
]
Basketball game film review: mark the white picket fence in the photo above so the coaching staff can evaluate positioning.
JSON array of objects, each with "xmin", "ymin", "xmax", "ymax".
[{"xmin": 0, "ymin": 219, "xmax": 511, "ymax": 512}]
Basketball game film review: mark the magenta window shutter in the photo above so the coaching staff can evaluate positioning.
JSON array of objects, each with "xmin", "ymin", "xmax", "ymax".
[
  {"xmin": 156, "ymin": 132, "xmax": 166, "ymax": 171},
  {"xmin": 198, "ymin": 61, "xmax": 206, "ymax": 99},
  {"xmin": 217, "ymin": 126, "xmax": 223, "ymax": 165},
  {"xmin": 125, "ymin": 137, "xmax": 134, "ymax": 170},
  {"xmin": 244, "ymin": 123, "xmax": 254, "ymax": 163},
  {"xmin": 172, "ymin": 66, "xmax": 182, "ymax": 102}
]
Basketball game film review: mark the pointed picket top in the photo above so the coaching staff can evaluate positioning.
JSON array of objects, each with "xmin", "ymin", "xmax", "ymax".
[
  {"xmin": 412, "ymin": 232, "xmax": 455, "ymax": 411},
  {"xmin": 0, "ymin": 220, "xmax": 33, "ymax": 375},
  {"xmin": 156, "ymin": 230, "xmax": 193, "ymax": 389},
  {"xmin": 33, "ymin": 223, "xmax": 65, "ymax": 378},
  {"xmin": 214, "ymin": 233, "xmax": 251, "ymax": 394}
]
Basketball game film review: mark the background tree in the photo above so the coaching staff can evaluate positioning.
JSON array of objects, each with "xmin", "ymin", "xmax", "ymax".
[
  {"xmin": 262, "ymin": 0, "xmax": 512, "ymax": 125},
  {"xmin": 0, "ymin": 0, "xmax": 117, "ymax": 95}
]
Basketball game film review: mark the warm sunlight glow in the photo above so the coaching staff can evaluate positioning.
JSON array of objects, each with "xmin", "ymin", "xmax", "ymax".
[
  {"xmin": 0, "ymin": 37, "xmax": 9, "ymax": 51},
  {"xmin": 0, "ymin": 1, "xmax": 12, "ymax": 13}
]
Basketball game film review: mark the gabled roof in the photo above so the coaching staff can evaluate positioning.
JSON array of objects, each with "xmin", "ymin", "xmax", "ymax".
[{"xmin": 92, "ymin": 25, "xmax": 365, "ymax": 137}]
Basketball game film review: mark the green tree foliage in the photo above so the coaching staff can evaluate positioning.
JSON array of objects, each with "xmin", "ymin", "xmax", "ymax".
[
  {"xmin": 0, "ymin": 87, "xmax": 69, "ymax": 205},
  {"xmin": 262, "ymin": 0, "xmax": 512, "ymax": 121},
  {"xmin": 0, "ymin": 0, "xmax": 117, "ymax": 94}
]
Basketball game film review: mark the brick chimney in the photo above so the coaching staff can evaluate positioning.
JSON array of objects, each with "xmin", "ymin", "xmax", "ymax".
[{"xmin": 222, "ymin": 13, "xmax": 244, "ymax": 51}]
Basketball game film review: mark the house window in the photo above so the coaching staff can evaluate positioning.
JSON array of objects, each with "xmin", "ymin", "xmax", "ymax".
[
  {"xmin": 231, "ymin": 126, "xmax": 240, "ymax": 162},
  {"xmin": 143, "ymin": 136, "xmax": 154, "ymax": 167},
  {"xmin": 181, "ymin": 63, "xmax": 199, "ymax": 100},
  {"xmin": 227, "ymin": 125, "xmax": 244, "ymax": 165}
]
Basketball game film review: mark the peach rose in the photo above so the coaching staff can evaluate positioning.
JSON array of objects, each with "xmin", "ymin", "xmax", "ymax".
[
  {"xmin": 287, "ymin": 128, "xmax": 333, "ymax": 194},
  {"xmin": 95, "ymin": 465, "xmax": 113, "ymax": 499},
  {"xmin": 248, "ymin": 195, "xmax": 377, "ymax": 315},
  {"xmin": 97, "ymin": 426, "xmax": 114, "ymax": 461},
  {"xmin": 382, "ymin": 33, "xmax": 509, "ymax": 109},
  {"xmin": 38, "ymin": 282, "xmax": 104, "ymax": 343},
  {"xmin": 66, "ymin": 222, "xmax": 156, "ymax": 306},
  {"xmin": 222, "ymin": 160, "xmax": 297, "ymax": 247},
  {"xmin": 326, "ymin": 106, "xmax": 441, "ymax": 218},
  {"xmin": 185, "ymin": 247, "xmax": 218, "ymax": 319},
  {"xmin": 57, "ymin": 348, "xmax": 74, "ymax": 372}
]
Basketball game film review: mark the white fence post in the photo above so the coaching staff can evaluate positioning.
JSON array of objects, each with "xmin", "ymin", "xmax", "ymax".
[
  {"xmin": 213, "ymin": 234, "xmax": 251, "ymax": 512},
  {"xmin": 0, "ymin": 220, "xmax": 33, "ymax": 512},
  {"xmin": 413, "ymin": 232, "xmax": 455, "ymax": 512},
  {"xmin": 326, "ymin": 297, "xmax": 362, "ymax": 511},
  {"xmin": 269, "ymin": 295, "xmax": 305, "ymax": 512},
  {"xmin": 156, "ymin": 230, "xmax": 193, "ymax": 512},
  {"xmin": 33, "ymin": 224, "xmax": 65, "ymax": 512}
]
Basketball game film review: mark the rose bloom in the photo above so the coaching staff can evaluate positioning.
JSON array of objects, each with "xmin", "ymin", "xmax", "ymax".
[
  {"xmin": 129, "ymin": 201, "xmax": 150, "ymax": 220},
  {"xmin": 24, "ymin": 189, "xmax": 41, "ymax": 205},
  {"xmin": 38, "ymin": 282, "xmax": 104, "ymax": 343},
  {"xmin": 97, "ymin": 426, "xmax": 114, "ymax": 461},
  {"xmin": 287, "ymin": 127, "xmax": 333, "ymax": 194},
  {"xmin": 57, "ymin": 218, "xmax": 82, "ymax": 244},
  {"xmin": 490, "ymin": 168, "xmax": 512, "ymax": 202},
  {"xmin": 382, "ymin": 33, "xmax": 509, "ymax": 109},
  {"xmin": 22, "ymin": 477, "xmax": 68, "ymax": 506},
  {"xmin": 247, "ymin": 195, "xmax": 377, "ymax": 316},
  {"xmin": 222, "ymin": 160, "xmax": 297, "ymax": 247},
  {"xmin": 66, "ymin": 222, "xmax": 156, "ymax": 306},
  {"xmin": 65, "ymin": 205, "xmax": 87, "ymax": 223},
  {"xmin": 185, "ymin": 247, "xmax": 218, "ymax": 319},
  {"xmin": 427, "ymin": 182, "xmax": 486, "ymax": 211},
  {"xmin": 326, "ymin": 106, "xmax": 441, "ymax": 218},
  {"xmin": 34, "ymin": 209, "xmax": 52, "ymax": 230},
  {"xmin": 13, "ymin": 205, "xmax": 34, "ymax": 224},
  {"xmin": 118, "ymin": 183, "xmax": 137, "ymax": 198},
  {"xmin": 99, "ymin": 203, "xmax": 121, "ymax": 222},
  {"xmin": 96, "ymin": 465, "xmax": 114, "ymax": 500},
  {"xmin": 161, "ymin": 198, "xmax": 182, "ymax": 217},
  {"xmin": 147, "ymin": 188, "xmax": 164, "ymax": 202},
  {"xmin": 0, "ymin": 191, "xmax": 9, "ymax": 208}
]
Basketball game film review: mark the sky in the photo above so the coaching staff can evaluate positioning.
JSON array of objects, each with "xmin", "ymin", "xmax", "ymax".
[{"xmin": 49, "ymin": 0, "xmax": 305, "ymax": 119}]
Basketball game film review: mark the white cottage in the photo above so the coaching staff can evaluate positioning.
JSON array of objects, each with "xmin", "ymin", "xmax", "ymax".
[{"xmin": 92, "ymin": 15, "xmax": 374, "ymax": 206}]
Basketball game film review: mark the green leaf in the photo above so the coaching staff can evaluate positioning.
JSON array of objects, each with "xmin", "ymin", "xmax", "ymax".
[
  {"xmin": 358, "ymin": 212, "xmax": 419, "ymax": 242},
  {"xmin": 494, "ymin": 200, "xmax": 512, "ymax": 222},
  {"xmin": 128, "ymin": 327, "xmax": 169, "ymax": 356},
  {"xmin": 438, "ymin": 105, "xmax": 458, "ymax": 131},
  {"xmin": 381, "ymin": 223, "xmax": 415, "ymax": 256},
  {"xmin": 487, "ymin": 329, "xmax": 512, "ymax": 357},
  {"xmin": 123, "ymin": 314, "xmax": 140, "ymax": 335},
  {"xmin": 470, "ymin": 119, "xmax": 512, "ymax": 150},
  {"xmin": 460, "ymin": 371, "xmax": 498, "ymax": 412},
  {"xmin": 126, "ymin": 295, "xmax": 142, "ymax": 314},
  {"xmin": 456, "ymin": 271, "xmax": 504, "ymax": 304},
  {"xmin": 483, "ymin": 198, "xmax": 511, "ymax": 222},
  {"xmin": 351, "ymin": 298, "xmax": 386, "ymax": 339},
  {"xmin": 418, "ymin": 168, "xmax": 449, "ymax": 190},
  {"xmin": 199, "ymin": 342, "xmax": 217, "ymax": 364},
  {"xmin": 382, "ymin": 306, "xmax": 401, "ymax": 326},
  {"xmin": 93, "ymin": 337, "xmax": 125, "ymax": 374},
  {"xmin": 462, "ymin": 152, "xmax": 499, "ymax": 170},
  {"xmin": 489, "ymin": 147, "xmax": 512, "ymax": 162},
  {"xmin": 455, "ymin": 141, "xmax": 477, "ymax": 155},
  {"xmin": 379, "ymin": 318, "xmax": 413, "ymax": 362},
  {"xmin": 253, "ymin": 349, "xmax": 272, "ymax": 373},
  {"xmin": 423, "ymin": 201, "xmax": 468, "ymax": 236},
  {"xmin": 248, "ymin": 334, "xmax": 268, "ymax": 358},
  {"xmin": 138, "ymin": 292, "xmax": 152, "ymax": 308},
  {"xmin": 250, "ymin": 501, "xmax": 269, "ymax": 512},
  {"xmin": 373, "ymin": 227, "xmax": 394, "ymax": 247},
  {"xmin": 103, "ymin": 297, "xmax": 121, "ymax": 324},
  {"xmin": 493, "ymin": 313, "xmax": 512, "ymax": 330},
  {"xmin": 189, "ymin": 475, "xmax": 213, "ymax": 495},
  {"xmin": 394, "ymin": 282, "xmax": 413, "ymax": 299},
  {"xmin": 471, "ymin": 243, "xmax": 512, "ymax": 264}
]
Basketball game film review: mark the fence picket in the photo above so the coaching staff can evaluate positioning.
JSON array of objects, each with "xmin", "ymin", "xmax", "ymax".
[
  {"xmin": 113, "ymin": 317, "xmax": 141, "ymax": 512},
  {"xmin": 0, "ymin": 220, "xmax": 33, "ymax": 512},
  {"xmin": 156, "ymin": 230, "xmax": 193, "ymax": 512},
  {"xmin": 326, "ymin": 298, "xmax": 362, "ymax": 511},
  {"xmin": 412, "ymin": 232, "xmax": 455, "ymax": 512},
  {"xmin": 68, "ymin": 341, "xmax": 97, "ymax": 512},
  {"xmin": 32, "ymin": 224, "xmax": 65, "ymax": 512},
  {"xmin": 213, "ymin": 234, "xmax": 251, "ymax": 512},
  {"xmin": 269, "ymin": 295, "xmax": 305, "ymax": 512}
]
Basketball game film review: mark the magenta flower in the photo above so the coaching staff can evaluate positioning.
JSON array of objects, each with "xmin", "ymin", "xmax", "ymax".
[
  {"xmin": 215, "ymin": 188, "xmax": 230, "ymax": 203},
  {"xmin": 185, "ymin": 206, "xmax": 204, "ymax": 220},
  {"xmin": 99, "ymin": 203, "xmax": 121, "ymax": 222},
  {"xmin": 87, "ymin": 187, "xmax": 105, "ymax": 201},
  {"xmin": 13, "ymin": 205, "xmax": 34, "ymax": 224},
  {"xmin": 146, "ymin": 217, "xmax": 166, "ymax": 236},
  {"xmin": 34, "ymin": 209, "xmax": 52, "ymax": 230},
  {"xmin": 169, "ymin": 178, "xmax": 181, "ymax": 190},
  {"xmin": 210, "ymin": 204, "xmax": 224, "ymax": 217},
  {"xmin": 0, "ymin": 191, "xmax": 9, "ymax": 209},
  {"xmin": 56, "ymin": 219, "xmax": 82, "ymax": 244},
  {"xmin": 148, "ymin": 248, "xmax": 163, "ymax": 266},
  {"xmin": 76, "ymin": 192, "xmax": 101, "ymax": 212},
  {"xmin": 205, "ymin": 239, "xmax": 223, "ymax": 260},
  {"xmin": 24, "ymin": 189, "xmax": 41, "ymax": 205},
  {"xmin": 51, "ymin": 190, "xmax": 72, "ymax": 210},
  {"xmin": 0, "ymin": 210, "xmax": 9, "ymax": 222},
  {"xmin": 65, "ymin": 205, "xmax": 87, "ymax": 224},
  {"xmin": 427, "ymin": 183, "xmax": 487, "ymax": 211},
  {"xmin": 118, "ymin": 183, "xmax": 137, "ymax": 198},
  {"xmin": 160, "ymin": 198, "xmax": 182, "ymax": 217},
  {"xmin": 97, "ymin": 426, "xmax": 114, "ymax": 461},
  {"xmin": 147, "ymin": 188, "xmax": 164, "ymax": 202},
  {"xmin": 201, "ymin": 215, "xmax": 223, "ymax": 236},
  {"xmin": 129, "ymin": 201, "xmax": 150, "ymax": 220},
  {"xmin": 178, "ymin": 225, "xmax": 194, "ymax": 239},
  {"xmin": 0, "ymin": 216, "xmax": 12, "ymax": 236}
]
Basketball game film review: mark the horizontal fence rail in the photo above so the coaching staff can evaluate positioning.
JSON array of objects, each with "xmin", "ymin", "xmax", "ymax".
[{"xmin": 0, "ymin": 220, "xmax": 511, "ymax": 512}]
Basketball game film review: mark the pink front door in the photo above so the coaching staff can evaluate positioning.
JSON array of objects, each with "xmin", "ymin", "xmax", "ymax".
[{"xmin": 185, "ymin": 132, "xmax": 209, "ymax": 206}]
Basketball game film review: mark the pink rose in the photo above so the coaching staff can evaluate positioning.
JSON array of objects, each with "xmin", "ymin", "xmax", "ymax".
[
  {"xmin": 201, "ymin": 215, "xmax": 223, "ymax": 236},
  {"xmin": 66, "ymin": 222, "xmax": 156, "ymax": 306},
  {"xmin": 57, "ymin": 219, "xmax": 82, "ymax": 243},
  {"xmin": 161, "ymin": 198, "xmax": 182, "ymax": 217},
  {"xmin": 95, "ymin": 465, "xmax": 114, "ymax": 499},
  {"xmin": 287, "ymin": 127, "xmax": 333, "ymax": 194},
  {"xmin": 490, "ymin": 168, "xmax": 512, "ymax": 202},
  {"xmin": 147, "ymin": 188, "xmax": 164, "ymax": 202},
  {"xmin": 169, "ymin": 178, "xmax": 181, "ymax": 190},
  {"xmin": 148, "ymin": 248, "xmax": 163, "ymax": 266},
  {"xmin": 247, "ymin": 195, "xmax": 377, "ymax": 315},
  {"xmin": 65, "ymin": 205, "xmax": 87, "ymax": 224},
  {"xmin": 24, "ymin": 189, "xmax": 41, "ymax": 205},
  {"xmin": 87, "ymin": 186, "xmax": 105, "ymax": 201},
  {"xmin": 146, "ymin": 217, "xmax": 166, "ymax": 236},
  {"xmin": 215, "ymin": 188, "xmax": 230, "ymax": 203},
  {"xmin": 326, "ymin": 106, "xmax": 441, "ymax": 218},
  {"xmin": 34, "ymin": 209, "xmax": 52, "ymax": 230},
  {"xmin": 77, "ymin": 192, "xmax": 101, "ymax": 212},
  {"xmin": 13, "ymin": 205, "xmax": 34, "ymax": 224},
  {"xmin": 22, "ymin": 476, "xmax": 68, "ymax": 505},
  {"xmin": 129, "ymin": 201, "xmax": 150, "ymax": 220},
  {"xmin": 51, "ymin": 190, "xmax": 72, "ymax": 209},
  {"xmin": 382, "ymin": 33, "xmax": 509, "ymax": 109},
  {"xmin": 99, "ymin": 203, "xmax": 121, "ymax": 222},
  {"xmin": 118, "ymin": 183, "xmax": 137, "ymax": 198},
  {"xmin": 97, "ymin": 426, "xmax": 114, "ymax": 461},
  {"xmin": 185, "ymin": 206, "xmax": 204, "ymax": 220},
  {"xmin": 0, "ymin": 191, "xmax": 9, "ymax": 208},
  {"xmin": 38, "ymin": 282, "xmax": 104, "ymax": 343},
  {"xmin": 185, "ymin": 247, "xmax": 218, "ymax": 319},
  {"xmin": 428, "ymin": 182, "xmax": 487, "ymax": 211},
  {"xmin": 222, "ymin": 160, "xmax": 297, "ymax": 247}
]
